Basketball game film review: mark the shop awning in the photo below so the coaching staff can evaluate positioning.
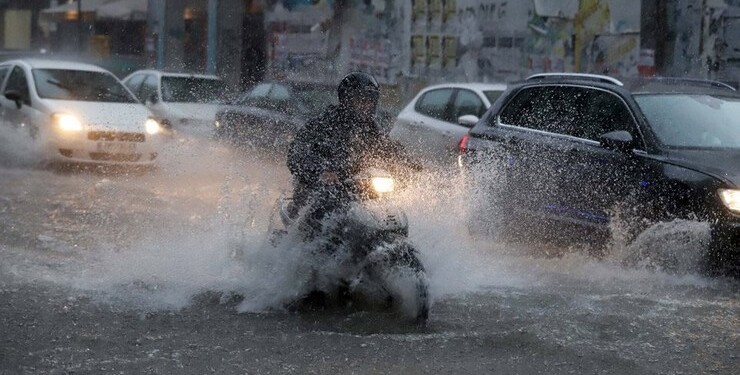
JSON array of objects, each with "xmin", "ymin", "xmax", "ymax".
[
  {"xmin": 41, "ymin": 0, "xmax": 113, "ymax": 16},
  {"xmin": 40, "ymin": 0, "xmax": 146, "ymax": 21},
  {"xmin": 96, "ymin": 0, "xmax": 148, "ymax": 21}
]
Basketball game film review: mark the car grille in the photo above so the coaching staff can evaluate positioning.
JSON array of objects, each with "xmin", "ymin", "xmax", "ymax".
[
  {"xmin": 88, "ymin": 131, "xmax": 145, "ymax": 142},
  {"xmin": 89, "ymin": 152, "xmax": 142, "ymax": 162}
]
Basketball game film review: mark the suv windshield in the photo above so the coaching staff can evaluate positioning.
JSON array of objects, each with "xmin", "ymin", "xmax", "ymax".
[
  {"xmin": 635, "ymin": 94, "xmax": 740, "ymax": 149},
  {"xmin": 161, "ymin": 76, "xmax": 225, "ymax": 103},
  {"xmin": 32, "ymin": 69, "xmax": 136, "ymax": 103}
]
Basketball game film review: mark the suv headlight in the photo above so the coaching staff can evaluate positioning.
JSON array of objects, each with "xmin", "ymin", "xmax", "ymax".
[
  {"xmin": 145, "ymin": 118, "xmax": 162, "ymax": 135},
  {"xmin": 52, "ymin": 113, "xmax": 82, "ymax": 132},
  {"xmin": 719, "ymin": 189, "xmax": 740, "ymax": 213}
]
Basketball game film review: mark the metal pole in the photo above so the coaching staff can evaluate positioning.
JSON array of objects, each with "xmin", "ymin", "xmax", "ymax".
[
  {"xmin": 206, "ymin": 0, "xmax": 218, "ymax": 74},
  {"xmin": 77, "ymin": 0, "xmax": 83, "ymax": 52},
  {"xmin": 157, "ymin": 0, "xmax": 166, "ymax": 69}
]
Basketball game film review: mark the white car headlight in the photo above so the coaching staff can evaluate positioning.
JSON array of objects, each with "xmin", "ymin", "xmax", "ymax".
[
  {"xmin": 719, "ymin": 189, "xmax": 740, "ymax": 213},
  {"xmin": 371, "ymin": 176, "xmax": 395, "ymax": 194},
  {"xmin": 52, "ymin": 113, "xmax": 82, "ymax": 132},
  {"xmin": 145, "ymin": 118, "xmax": 162, "ymax": 135}
]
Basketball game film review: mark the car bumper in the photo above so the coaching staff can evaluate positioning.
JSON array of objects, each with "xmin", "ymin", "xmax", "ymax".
[{"xmin": 46, "ymin": 130, "xmax": 161, "ymax": 165}]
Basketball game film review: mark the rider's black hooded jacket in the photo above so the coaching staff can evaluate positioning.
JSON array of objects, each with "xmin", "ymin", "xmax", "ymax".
[{"xmin": 287, "ymin": 104, "xmax": 415, "ymax": 197}]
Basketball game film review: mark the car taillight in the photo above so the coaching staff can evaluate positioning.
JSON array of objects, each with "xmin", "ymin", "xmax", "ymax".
[{"xmin": 458, "ymin": 133, "xmax": 470, "ymax": 154}]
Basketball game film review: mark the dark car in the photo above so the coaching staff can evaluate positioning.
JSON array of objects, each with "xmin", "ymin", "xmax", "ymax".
[
  {"xmin": 214, "ymin": 80, "xmax": 337, "ymax": 149},
  {"xmin": 460, "ymin": 73, "xmax": 740, "ymax": 274}
]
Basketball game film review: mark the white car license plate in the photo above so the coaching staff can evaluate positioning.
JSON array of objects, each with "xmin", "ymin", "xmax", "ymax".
[{"xmin": 96, "ymin": 142, "xmax": 136, "ymax": 153}]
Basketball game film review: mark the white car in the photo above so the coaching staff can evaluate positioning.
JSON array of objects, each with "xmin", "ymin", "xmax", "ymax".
[
  {"xmin": 0, "ymin": 59, "xmax": 163, "ymax": 165},
  {"xmin": 122, "ymin": 70, "xmax": 226, "ymax": 136},
  {"xmin": 390, "ymin": 83, "xmax": 506, "ymax": 163}
]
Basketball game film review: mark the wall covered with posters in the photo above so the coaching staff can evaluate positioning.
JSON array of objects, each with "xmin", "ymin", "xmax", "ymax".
[
  {"xmin": 262, "ymin": 0, "xmax": 644, "ymax": 88},
  {"xmin": 342, "ymin": 0, "xmax": 404, "ymax": 84},
  {"xmin": 264, "ymin": 2, "xmax": 335, "ymax": 82},
  {"xmin": 263, "ymin": 0, "xmax": 404, "ymax": 84},
  {"xmin": 400, "ymin": 0, "xmax": 642, "ymax": 84}
]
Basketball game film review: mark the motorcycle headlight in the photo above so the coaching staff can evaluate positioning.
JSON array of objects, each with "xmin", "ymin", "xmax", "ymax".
[
  {"xmin": 145, "ymin": 118, "xmax": 162, "ymax": 135},
  {"xmin": 371, "ymin": 176, "xmax": 395, "ymax": 194},
  {"xmin": 52, "ymin": 113, "xmax": 82, "ymax": 132},
  {"xmin": 719, "ymin": 188, "xmax": 740, "ymax": 213}
]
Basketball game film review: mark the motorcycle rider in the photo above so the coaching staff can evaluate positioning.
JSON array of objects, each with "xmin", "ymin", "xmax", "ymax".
[{"xmin": 286, "ymin": 72, "xmax": 419, "ymax": 236}]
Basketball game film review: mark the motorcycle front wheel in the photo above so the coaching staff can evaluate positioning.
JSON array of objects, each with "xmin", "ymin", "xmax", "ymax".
[{"xmin": 371, "ymin": 239, "xmax": 430, "ymax": 325}]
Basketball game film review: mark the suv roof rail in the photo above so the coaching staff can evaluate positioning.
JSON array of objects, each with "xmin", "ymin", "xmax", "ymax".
[
  {"xmin": 526, "ymin": 73, "xmax": 624, "ymax": 87},
  {"xmin": 645, "ymin": 77, "xmax": 737, "ymax": 91}
]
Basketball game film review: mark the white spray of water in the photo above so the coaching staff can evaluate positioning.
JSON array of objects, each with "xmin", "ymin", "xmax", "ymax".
[
  {"xmin": 0, "ymin": 139, "xmax": 727, "ymax": 314},
  {"xmin": 0, "ymin": 120, "xmax": 42, "ymax": 167}
]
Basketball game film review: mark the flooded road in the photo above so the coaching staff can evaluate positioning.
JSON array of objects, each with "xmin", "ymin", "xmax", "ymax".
[{"xmin": 0, "ymin": 131, "xmax": 737, "ymax": 374}]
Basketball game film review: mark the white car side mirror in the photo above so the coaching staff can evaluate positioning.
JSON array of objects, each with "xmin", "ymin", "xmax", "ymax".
[{"xmin": 457, "ymin": 115, "xmax": 479, "ymax": 127}]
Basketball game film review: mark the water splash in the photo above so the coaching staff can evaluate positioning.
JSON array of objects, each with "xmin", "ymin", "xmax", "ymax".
[
  {"xmin": 0, "ymin": 119, "xmax": 42, "ymax": 167},
  {"xmin": 0, "ymin": 139, "xmax": 729, "ymax": 317}
]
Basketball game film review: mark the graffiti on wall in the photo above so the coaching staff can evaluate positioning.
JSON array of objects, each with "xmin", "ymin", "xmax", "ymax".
[
  {"xmin": 575, "ymin": 0, "xmax": 642, "ymax": 75},
  {"xmin": 271, "ymin": 32, "xmax": 329, "ymax": 75},
  {"xmin": 266, "ymin": 0, "xmax": 645, "ymax": 85},
  {"xmin": 348, "ymin": 37, "xmax": 394, "ymax": 84}
]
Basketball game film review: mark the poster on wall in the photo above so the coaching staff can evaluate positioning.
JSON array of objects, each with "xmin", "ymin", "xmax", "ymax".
[
  {"xmin": 271, "ymin": 32, "xmax": 331, "ymax": 80},
  {"xmin": 427, "ymin": 34, "xmax": 442, "ymax": 69},
  {"xmin": 349, "ymin": 37, "xmax": 395, "ymax": 84},
  {"xmin": 586, "ymin": 33, "xmax": 639, "ymax": 76},
  {"xmin": 455, "ymin": 0, "xmax": 532, "ymax": 33},
  {"xmin": 412, "ymin": 0, "xmax": 427, "ymax": 30},
  {"xmin": 428, "ymin": 0, "xmax": 443, "ymax": 29},
  {"xmin": 443, "ymin": 36, "xmax": 458, "ymax": 69},
  {"xmin": 411, "ymin": 35, "xmax": 427, "ymax": 73},
  {"xmin": 443, "ymin": 0, "xmax": 457, "ymax": 26}
]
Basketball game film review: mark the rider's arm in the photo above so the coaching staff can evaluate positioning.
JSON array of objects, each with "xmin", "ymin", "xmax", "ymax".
[
  {"xmin": 377, "ymin": 134, "xmax": 423, "ymax": 172},
  {"xmin": 287, "ymin": 120, "xmax": 331, "ymax": 185}
]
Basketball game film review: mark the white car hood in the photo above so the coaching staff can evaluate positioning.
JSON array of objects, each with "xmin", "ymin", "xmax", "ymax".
[
  {"xmin": 163, "ymin": 103, "xmax": 220, "ymax": 123},
  {"xmin": 43, "ymin": 100, "xmax": 152, "ymax": 133}
]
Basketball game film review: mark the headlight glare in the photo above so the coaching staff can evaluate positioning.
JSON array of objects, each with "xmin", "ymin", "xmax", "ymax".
[
  {"xmin": 370, "ymin": 176, "xmax": 395, "ymax": 194},
  {"xmin": 719, "ymin": 188, "xmax": 740, "ymax": 213},
  {"xmin": 145, "ymin": 118, "xmax": 161, "ymax": 135},
  {"xmin": 52, "ymin": 113, "xmax": 82, "ymax": 132}
]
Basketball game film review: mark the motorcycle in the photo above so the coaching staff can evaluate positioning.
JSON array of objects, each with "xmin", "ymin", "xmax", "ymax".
[{"xmin": 267, "ymin": 168, "xmax": 430, "ymax": 324}]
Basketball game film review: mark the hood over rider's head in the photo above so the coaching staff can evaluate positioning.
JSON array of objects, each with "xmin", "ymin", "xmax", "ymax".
[{"xmin": 338, "ymin": 72, "xmax": 380, "ymax": 121}]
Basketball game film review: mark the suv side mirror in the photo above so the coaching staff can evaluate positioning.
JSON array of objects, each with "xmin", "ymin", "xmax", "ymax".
[
  {"xmin": 600, "ymin": 130, "xmax": 635, "ymax": 152},
  {"xmin": 458, "ymin": 114, "xmax": 480, "ymax": 127},
  {"xmin": 4, "ymin": 90, "xmax": 22, "ymax": 109}
]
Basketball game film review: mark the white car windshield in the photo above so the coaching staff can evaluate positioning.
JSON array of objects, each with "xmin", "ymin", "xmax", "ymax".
[
  {"xmin": 161, "ymin": 76, "xmax": 225, "ymax": 103},
  {"xmin": 635, "ymin": 94, "xmax": 740, "ymax": 149},
  {"xmin": 32, "ymin": 69, "xmax": 137, "ymax": 103}
]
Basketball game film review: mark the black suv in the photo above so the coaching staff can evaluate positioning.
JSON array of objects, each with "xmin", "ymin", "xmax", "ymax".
[{"xmin": 460, "ymin": 73, "xmax": 739, "ymax": 274}]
